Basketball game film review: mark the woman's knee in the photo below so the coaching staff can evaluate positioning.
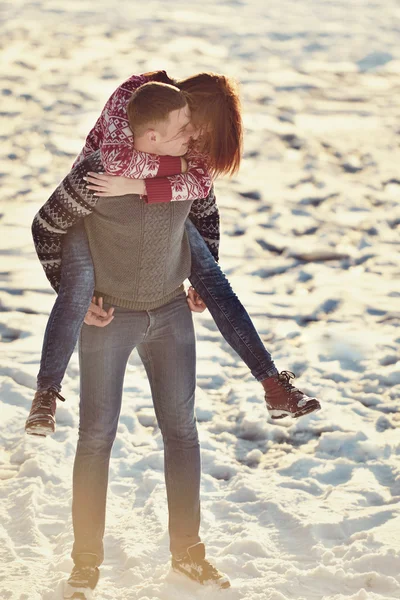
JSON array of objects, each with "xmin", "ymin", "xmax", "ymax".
[{"xmin": 60, "ymin": 265, "xmax": 95, "ymax": 303}]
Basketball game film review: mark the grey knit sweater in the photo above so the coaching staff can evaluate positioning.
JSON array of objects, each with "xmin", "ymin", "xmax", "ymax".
[
  {"xmin": 32, "ymin": 150, "xmax": 220, "ymax": 294},
  {"xmin": 85, "ymin": 193, "xmax": 192, "ymax": 310}
]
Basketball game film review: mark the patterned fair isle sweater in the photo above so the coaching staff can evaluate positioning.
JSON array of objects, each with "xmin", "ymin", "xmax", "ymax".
[
  {"xmin": 73, "ymin": 71, "xmax": 212, "ymax": 204},
  {"xmin": 32, "ymin": 151, "xmax": 219, "ymax": 293}
]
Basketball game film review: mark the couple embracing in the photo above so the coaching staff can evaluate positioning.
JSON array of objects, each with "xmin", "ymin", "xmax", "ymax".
[{"xmin": 26, "ymin": 69, "xmax": 321, "ymax": 597}]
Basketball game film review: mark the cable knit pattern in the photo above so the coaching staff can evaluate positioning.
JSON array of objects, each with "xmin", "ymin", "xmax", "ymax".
[
  {"xmin": 85, "ymin": 195, "xmax": 192, "ymax": 310},
  {"xmin": 139, "ymin": 203, "xmax": 172, "ymax": 298},
  {"xmin": 73, "ymin": 71, "xmax": 212, "ymax": 203},
  {"xmin": 32, "ymin": 151, "xmax": 220, "ymax": 293}
]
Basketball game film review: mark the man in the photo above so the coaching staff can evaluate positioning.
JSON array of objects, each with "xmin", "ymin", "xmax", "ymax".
[{"xmin": 33, "ymin": 82, "xmax": 230, "ymax": 598}]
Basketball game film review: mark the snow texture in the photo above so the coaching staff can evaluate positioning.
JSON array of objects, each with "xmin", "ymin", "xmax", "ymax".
[{"xmin": 0, "ymin": 0, "xmax": 399, "ymax": 598}]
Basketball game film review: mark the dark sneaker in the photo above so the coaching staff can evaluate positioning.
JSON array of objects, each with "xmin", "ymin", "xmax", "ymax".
[
  {"xmin": 25, "ymin": 389, "xmax": 65, "ymax": 437},
  {"xmin": 64, "ymin": 564, "xmax": 99, "ymax": 599},
  {"xmin": 264, "ymin": 371, "xmax": 321, "ymax": 419},
  {"xmin": 171, "ymin": 542, "xmax": 230, "ymax": 589}
]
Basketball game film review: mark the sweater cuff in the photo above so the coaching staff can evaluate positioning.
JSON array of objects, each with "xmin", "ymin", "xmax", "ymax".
[
  {"xmin": 158, "ymin": 156, "xmax": 182, "ymax": 177},
  {"xmin": 144, "ymin": 178, "xmax": 172, "ymax": 204}
]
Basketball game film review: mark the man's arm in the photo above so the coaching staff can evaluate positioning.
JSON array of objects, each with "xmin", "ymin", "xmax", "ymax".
[
  {"xmin": 188, "ymin": 185, "xmax": 220, "ymax": 262},
  {"xmin": 32, "ymin": 159, "xmax": 101, "ymax": 292}
]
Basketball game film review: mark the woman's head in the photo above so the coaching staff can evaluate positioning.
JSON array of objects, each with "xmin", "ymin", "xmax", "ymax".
[
  {"xmin": 142, "ymin": 70, "xmax": 243, "ymax": 176},
  {"xmin": 177, "ymin": 73, "xmax": 243, "ymax": 177}
]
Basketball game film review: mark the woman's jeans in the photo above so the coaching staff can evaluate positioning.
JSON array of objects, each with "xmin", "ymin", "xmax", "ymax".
[
  {"xmin": 72, "ymin": 293, "xmax": 200, "ymax": 564},
  {"xmin": 36, "ymin": 219, "xmax": 277, "ymax": 393}
]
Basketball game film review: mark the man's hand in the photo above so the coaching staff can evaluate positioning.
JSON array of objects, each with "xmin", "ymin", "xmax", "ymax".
[
  {"xmin": 186, "ymin": 287, "xmax": 207, "ymax": 313},
  {"xmin": 84, "ymin": 296, "xmax": 115, "ymax": 327},
  {"xmin": 84, "ymin": 172, "xmax": 146, "ymax": 197}
]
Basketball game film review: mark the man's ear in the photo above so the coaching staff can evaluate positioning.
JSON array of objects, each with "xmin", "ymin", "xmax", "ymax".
[{"xmin": 145, "ymin": 129, "xmax": 158, "ymax": 144}]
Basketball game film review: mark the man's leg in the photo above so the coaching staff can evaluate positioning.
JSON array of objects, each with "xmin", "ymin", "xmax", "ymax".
[
  {"xmin": 137, "ymin": 293, "xmax": 231, "ymax": 588},
  {"xmin": 71, "ymin": 306, "xmax": 148, "ymax": 566},
  {"xmin": 136, "ymin": 293, "xmax": 200, "ymax": 557}
]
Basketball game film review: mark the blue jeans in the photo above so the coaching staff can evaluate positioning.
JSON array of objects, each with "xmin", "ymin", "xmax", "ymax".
[
  {"xmin": 37, "ymin": 219, "xmax": 277, "ymax": 392},
  {"xmin": 72, "ymin": 293, "xmax": 200, "ymax": 564}
]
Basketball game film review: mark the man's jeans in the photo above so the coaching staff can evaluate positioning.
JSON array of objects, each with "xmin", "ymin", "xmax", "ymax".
[
  {"xmin": 37, "ymin": 219, "xmax": 277, "ymax": 393},
  {"xmin": 71, "ymin": 293, "xmax": 200, "ymax": 565}
]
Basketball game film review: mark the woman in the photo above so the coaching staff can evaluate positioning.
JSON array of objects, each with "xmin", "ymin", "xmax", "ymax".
[{"xmin": 25, "ymin": 70, "xmax": 321, "ymax": 437}]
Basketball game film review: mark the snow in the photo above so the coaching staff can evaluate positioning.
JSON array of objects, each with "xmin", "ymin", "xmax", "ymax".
[{"xmin": 1, "ymin": 0, "xmax": 400, "ymax": 598}]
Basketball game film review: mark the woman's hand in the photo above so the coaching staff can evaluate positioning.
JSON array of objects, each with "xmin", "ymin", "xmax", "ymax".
[
  {"xmin": 186, "ymin": 287, "xmax": 207, "ymax": 313},
  {"xmin": 84, "ymin": 172, "xmax": 146, "ymax": 197}
]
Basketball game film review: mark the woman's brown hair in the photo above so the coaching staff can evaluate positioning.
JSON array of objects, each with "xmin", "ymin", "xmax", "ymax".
[
  {"xmin": 144, "ymin": 71, "xmax": 243, "ymax": 177},
  {"xmin": 177, "ymin": 73, "xmax": 243, "ymax": 177}
]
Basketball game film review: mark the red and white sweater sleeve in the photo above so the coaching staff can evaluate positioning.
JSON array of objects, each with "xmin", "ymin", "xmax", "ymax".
[
  {"xmin": 73, "ymin": 73, "xmax": 212, "ymax": 204},
  {"xmin": 144, "ymin": 151, "xmax": 212, "ymax": 204},
  {"xmin": 72, "ymin": 73, "xmax": 182, "ymax": 179}
]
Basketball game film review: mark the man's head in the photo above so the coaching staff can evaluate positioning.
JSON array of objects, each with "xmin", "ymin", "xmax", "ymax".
[{"xmin": 127, "ymin": 82, "xmax": 194, "ymax": 156}]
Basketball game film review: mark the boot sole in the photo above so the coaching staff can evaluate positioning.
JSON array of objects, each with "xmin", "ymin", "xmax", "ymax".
[
  {"xmin": 268, "ymin": 400, "xmax": 321, "ymax": 420},
  {"xmin": 64, "ymin": 582, "xmax": 94, "ymax": 599},
  {"xmin": 172, "ymin": 565, "xmax": 231, "ymax": 589},
  {"xmin": 25, "ymin": 423, "xmax": 55, "ymax": 437}
]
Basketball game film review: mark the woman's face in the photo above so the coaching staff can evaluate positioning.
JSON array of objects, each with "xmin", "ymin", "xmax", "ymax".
[{"xmin": 189, "ymin": 113, "xmax": 213, "ymax": 148}]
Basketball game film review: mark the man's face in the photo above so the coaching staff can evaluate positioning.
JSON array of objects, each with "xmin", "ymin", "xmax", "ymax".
[{"xmin": 153, "ymin": 104, "xmax": 197, "ymax": 156}]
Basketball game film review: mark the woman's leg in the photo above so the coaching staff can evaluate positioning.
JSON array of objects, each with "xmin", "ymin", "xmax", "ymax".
[
  {"xmin": 185, "ymin": 218, "xmax": 321, "ymax": 419},
  {"xmin": 37, "ymin": 221, "xmax": 95, "ymax": 392},
  {"xmin": 25, "ymin": 221, "xmax": 95, "ymax": 436},
  {"xmin": 185, "ymin": 218, "xmax": 278, "ymax": 382}
]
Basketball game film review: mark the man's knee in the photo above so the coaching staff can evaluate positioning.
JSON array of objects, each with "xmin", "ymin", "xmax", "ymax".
[
  {"xmin": 77, "ymin": 429, "xmax": 116, "ymax": 454},
  {"xmin": 162, "ymin": 418, "xmax": 199, "ymax": 447}
]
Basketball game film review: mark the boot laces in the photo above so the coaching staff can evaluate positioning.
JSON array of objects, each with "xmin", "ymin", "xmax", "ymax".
[
  {"xmin": 36, "ymin": 389, "xmax": 65, "ymax": 409},
  {"xmin": 276, "ymin": 371, "xmax": 298, "ymax": 395},
  {"xmin": 198, "ymin": 558, "xmax": 221, "ymax": 579}
]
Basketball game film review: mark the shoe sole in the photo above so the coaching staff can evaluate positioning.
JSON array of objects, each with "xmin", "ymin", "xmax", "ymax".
[
  {"xmin": 268, "ymin": 400, "xmax": 321, "ymax": 420},
  {"xmin": 172, "ymin": 565, "xmax": 231, "ymax": 589},
  {"xmin": 25, "ymin": 423, "xmax": 54, "ymax": 437},
  {"xmin": 64, "ymin": 582, "xmax": 94, "ymax": 599}
]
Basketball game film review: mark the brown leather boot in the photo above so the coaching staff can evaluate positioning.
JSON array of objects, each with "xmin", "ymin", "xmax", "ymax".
[
  {"xmin": 25, "ymin": 389, "xmax": 65, "ymax": 437},
  {"xmin": 172, "ymin": 543, "xmax": 231, "ymax": 589},
  {"xmin": 263, "ymin": 371, "xmax": 321, "ymax": 419}
]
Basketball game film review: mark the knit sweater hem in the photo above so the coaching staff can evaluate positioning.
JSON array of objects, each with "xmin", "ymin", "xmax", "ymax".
[
  {"xmin": 97, "ymin": 284, "xmax": 185, "ymax": 311},
  {"xmin": 157, "ymin": 156, "xmax": 182, "ymax": 177},
  {"xmin": 144, "ymin": 177, "xmax": 173, "ymax": 203}
]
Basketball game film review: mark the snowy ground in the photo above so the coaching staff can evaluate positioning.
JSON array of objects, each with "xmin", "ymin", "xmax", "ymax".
[{"xmin": 1, "ymin": 1, "xmax": 400, "ymax": 599}]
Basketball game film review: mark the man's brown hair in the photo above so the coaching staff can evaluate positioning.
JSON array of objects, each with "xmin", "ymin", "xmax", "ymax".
[{"xmin": 127, "ymin": 82, "xmax": 188, "ymax": 136}]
